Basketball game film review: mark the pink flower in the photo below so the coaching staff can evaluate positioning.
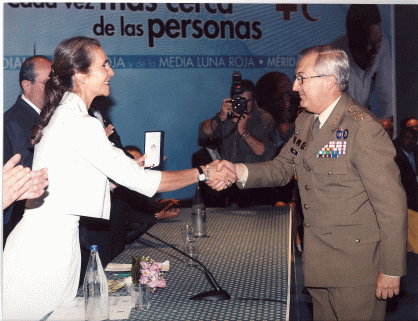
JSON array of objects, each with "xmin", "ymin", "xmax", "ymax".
[
  {"xmin": 131, "ymin": 257, "xmax": 167, "ymax": 292},
  {"xmin": 156, "ymin": 279, "xmax": 166, "ymax": 288},
  {"xmin": 149, "ymin": 278, "xmax": 166, "ymax": 289},
  {"xmin": 142, "ymin": 268, "xmax": 151, "ymax": 276},
  {"xmin": 140, "ymin": 275, "xmax": 150, "ymax": 285},
  {"xmin": 150, "ymin": 262, "xmax": 162, "ymax": 271},
  {"xmin": 149, "ymin": 270, "xmax": 159, "ymax": 279}
]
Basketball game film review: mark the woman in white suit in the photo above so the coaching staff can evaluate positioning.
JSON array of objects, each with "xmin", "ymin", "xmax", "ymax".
[{"xmin": 3, "ymin": 36, "xmax": 235, "ymax": 320}]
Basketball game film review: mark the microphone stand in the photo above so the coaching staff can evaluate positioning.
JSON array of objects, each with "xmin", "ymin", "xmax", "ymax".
[{"xmin": 142, "ymin": 231, "xmax": 231, "ymax": 301}]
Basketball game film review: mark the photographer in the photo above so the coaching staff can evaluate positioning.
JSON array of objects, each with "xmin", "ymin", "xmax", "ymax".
[
  {"xmin": 198, "ymin": 74, "xmax": 277, "ymax": 207},
  {"xmin": 199, "ymin": 75, "xmax": 277, "ymax": 164}
]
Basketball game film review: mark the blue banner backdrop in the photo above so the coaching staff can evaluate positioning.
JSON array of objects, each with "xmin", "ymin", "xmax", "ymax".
[{"xmin": 3, "ymin": 3, "xmax": 394, "ymax": 200}]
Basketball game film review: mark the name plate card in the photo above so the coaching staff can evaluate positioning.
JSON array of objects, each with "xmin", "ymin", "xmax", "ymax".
[{"xmin": 144, "ymin": 131, "xmax": 164, "ymax": 169}]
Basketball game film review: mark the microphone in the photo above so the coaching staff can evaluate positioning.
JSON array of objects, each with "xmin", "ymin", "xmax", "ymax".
[{"xmin": 141, "ymin": 230, "xmax": 231, "ymax": 301}]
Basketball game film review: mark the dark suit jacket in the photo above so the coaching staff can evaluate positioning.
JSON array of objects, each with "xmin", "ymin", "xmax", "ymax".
[
  {"xmin": 111, "ymin": 186, "xmax": 159, "ymax": 224},
  {"xmin": 88, "ymin": 108, "xmax": 124, "ymax": 150},
  {"xmin": 393, "ymin": 139, "xmax": 418, "ymax": 211},
  {"xmin": 3, "ymin": 95, "xmax": 40, "ymax": 167},
  {"xmin": 239, "ymin": 93, "xmax": 407, "ymax": 288},
  {"xmin": 192, "ymin": 147, "xmax": 214, "ymax": 168},
  {"xmin": 3, "ymin": 96, "xmax": 41, "ymax": 245}
]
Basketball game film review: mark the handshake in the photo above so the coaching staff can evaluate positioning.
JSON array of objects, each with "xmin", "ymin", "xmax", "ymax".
[{"xmin": 203, "ymin": 160, "xmax": 244, "ymax": 191}]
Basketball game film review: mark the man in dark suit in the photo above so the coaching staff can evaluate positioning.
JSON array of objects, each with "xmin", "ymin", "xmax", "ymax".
[
  {"xmin": 393, "ymin": 117, "xmax": 418, "ymax": 212},
  {"xmin": 216, "ymin": 45, "xmax": 407, "ymax": 320},
  {"xmin": 3, "ymin": 55, "xmax": 52, "ymax": 245}
]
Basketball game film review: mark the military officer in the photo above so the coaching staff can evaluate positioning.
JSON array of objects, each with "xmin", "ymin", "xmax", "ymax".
[{"xmin": 213, "ymin": 45, "xmax": 407, "ymax": 320}]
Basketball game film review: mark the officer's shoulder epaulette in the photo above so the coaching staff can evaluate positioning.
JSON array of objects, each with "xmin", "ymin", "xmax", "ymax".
[{"xmin": 345, "ymin": 105, "xmax": 368, "ymax": 121}]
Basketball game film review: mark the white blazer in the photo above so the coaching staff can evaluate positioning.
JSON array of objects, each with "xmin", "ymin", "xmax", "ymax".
[{"xmin": 26, "ymin": 92, "xmax": 161, "ymax": 219}]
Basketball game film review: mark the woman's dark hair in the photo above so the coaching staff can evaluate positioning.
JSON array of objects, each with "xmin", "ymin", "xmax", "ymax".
[{"xmin": 30, "ymin": 36, "xmax": 101, "ymax": 145}]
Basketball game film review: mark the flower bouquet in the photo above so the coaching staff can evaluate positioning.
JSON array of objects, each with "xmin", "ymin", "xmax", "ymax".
[
  {"xmin": 131, "ymin": 256, "xmax": 168, "ymax": 293},
  {"xmin": 107, "ymin": 257, "xmax": 169, "ymax": 294}
]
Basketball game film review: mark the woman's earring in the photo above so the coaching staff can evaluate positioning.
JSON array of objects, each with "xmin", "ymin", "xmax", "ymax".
[{"xmin": 83, "ymin": 79, "xmax": 86, "ymax": 84}]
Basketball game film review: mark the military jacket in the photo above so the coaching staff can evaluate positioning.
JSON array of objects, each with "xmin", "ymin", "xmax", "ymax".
[{"xmin": 241, "ymin": 93, "xmax": 407, "ymax": 287}]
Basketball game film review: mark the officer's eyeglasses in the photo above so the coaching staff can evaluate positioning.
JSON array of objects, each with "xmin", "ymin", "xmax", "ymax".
[{"xmin": 294, "ymin": 75, "xmax": 329, "ymax": 84}]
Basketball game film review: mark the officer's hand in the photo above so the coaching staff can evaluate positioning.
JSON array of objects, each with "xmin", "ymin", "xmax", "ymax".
[{"xmin": 375, "ymin": 273, "xmax": 400, "ymax": 300}]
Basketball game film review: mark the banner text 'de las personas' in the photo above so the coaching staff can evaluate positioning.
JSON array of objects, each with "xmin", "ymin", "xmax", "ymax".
[{"xmin": 3, "ymin": 3, "xmax": 394, "ymax": 200}]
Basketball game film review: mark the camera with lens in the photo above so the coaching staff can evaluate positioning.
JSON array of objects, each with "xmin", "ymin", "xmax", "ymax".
[{"xmin": 228, "ymin": 71, "xmax": 248, "ymax": 119}]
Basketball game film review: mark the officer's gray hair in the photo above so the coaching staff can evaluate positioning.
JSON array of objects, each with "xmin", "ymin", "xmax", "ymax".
[{"xmin": 298, "ymin": 45, "xmax": 350, "ymax": 92}]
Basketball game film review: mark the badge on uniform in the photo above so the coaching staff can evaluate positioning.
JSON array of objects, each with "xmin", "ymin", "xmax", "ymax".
[
  {"xmin": 336, "ymin": 128, "xmax": 349, "ymax": 140},
  {"xmin": 343, "ymin": 129, "xmax": 349, "ymax": 139},
  {"xmin": 317, "ymin": 141, "xmax": 347, "ymax": 158},
  {"xmin": 336, "ymin": 128, "xmax": 343, "ymax": 139},
  {"xmin": 292, "ymin": 135, "xmax": 306, "ymax": 150}
]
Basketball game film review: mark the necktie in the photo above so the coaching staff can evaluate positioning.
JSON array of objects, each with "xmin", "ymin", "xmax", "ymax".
[{"xmin": 310, "ymin": 117, "xmax": 320, "ymax": 141}]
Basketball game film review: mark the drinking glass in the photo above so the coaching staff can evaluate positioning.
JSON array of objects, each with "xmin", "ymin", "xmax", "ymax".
[{"xmin": 130, "ymin": 283, "xmax": 150, "ymax": 310}]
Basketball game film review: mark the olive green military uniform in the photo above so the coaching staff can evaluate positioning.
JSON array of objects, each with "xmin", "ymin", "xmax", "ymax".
[{"xmin": 239, "ymin": 93, "xmax": 407, "ymax": 320}]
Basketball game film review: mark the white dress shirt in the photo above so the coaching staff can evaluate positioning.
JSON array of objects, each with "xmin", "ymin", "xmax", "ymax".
[
  {"xmin": 21, "ymin": 94, "xmax": 42, "ymax": 115},
  {"xmin": 317, "ymin": 96, "xmax": 341, "ymax": 129},
  {"xmin": 26, "ymin": 92, "xmax": 161, "ymax": 219}
]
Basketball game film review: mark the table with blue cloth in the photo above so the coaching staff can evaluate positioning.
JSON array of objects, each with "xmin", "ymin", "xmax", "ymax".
[{"xmin": 51, "ymin": 206, "xmax": 291, "ymax": 321}]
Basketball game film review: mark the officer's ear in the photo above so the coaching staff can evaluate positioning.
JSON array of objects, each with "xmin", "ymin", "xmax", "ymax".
[{"xmin": 325, "ymin": 75, "xmax": 338, "ymax": 91}]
